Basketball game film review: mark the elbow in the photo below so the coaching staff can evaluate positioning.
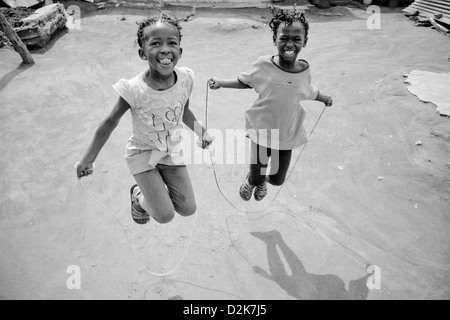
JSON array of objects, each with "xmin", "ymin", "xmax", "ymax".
[
  {"xmin": 237, "ymin": 79, "xmax": 251, "ymax": 89},
  {"xmin": 104, "ymin": 118, "xmax": 119, "ymax": 128},
  {"xmin": 103, "ymin": 115, "xmax": 121, "ymax": 128}
]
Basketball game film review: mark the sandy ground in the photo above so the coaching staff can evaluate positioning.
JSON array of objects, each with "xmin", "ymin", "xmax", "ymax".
[{"xmin": 1, "ymin": 3, "xmax": 450, "ymax": 300}]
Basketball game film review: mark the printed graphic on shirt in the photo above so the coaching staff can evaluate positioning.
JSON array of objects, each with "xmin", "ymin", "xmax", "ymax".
[
  {"xmin": 165, "ymin": 100, "xmax": 183, "ymax": 123},
  {"xmin": 273, "ymin": 81, "xmax": 299, "ymax": 89},
  {"xmin": 115, "ymin": 66, "xmax": 193, "ymax": 159}
]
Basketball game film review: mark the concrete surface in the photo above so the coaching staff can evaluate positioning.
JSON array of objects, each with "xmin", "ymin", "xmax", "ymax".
[{"xmin": 0, "ymin": 4, "xmax": 449, "ymax": 300}]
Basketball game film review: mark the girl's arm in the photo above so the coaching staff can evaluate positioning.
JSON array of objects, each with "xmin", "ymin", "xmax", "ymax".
[
  {"xmin": 182, "ymin": 99, "xmax": 212, "ymax": 149},
  {"xmin": 208, "ymin": 77, "xmax": 250, "ymax": 90},
  {"xmin": 315, "ymin": 91, "xmax": 333, "ymax": 107},
  {"xmin": 76, "ymin": 97, "xmax": 130, "ymax": 178}
]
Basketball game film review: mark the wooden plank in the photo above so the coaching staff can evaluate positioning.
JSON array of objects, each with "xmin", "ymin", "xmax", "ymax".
[{"xmin": 0, "ymin": 12, "xmax": 34, "ymax": 64}]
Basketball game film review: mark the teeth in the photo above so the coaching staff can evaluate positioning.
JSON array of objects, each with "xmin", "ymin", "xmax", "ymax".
[
  {"xmin": 160, "ymin": 58, "xmax": 172, "ymax": 65},
  {"xmin": 285, "ymin": 51, "xmax": 295, "ymax": 56}
]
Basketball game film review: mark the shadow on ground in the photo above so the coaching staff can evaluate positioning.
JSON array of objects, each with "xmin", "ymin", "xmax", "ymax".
[
  {"xmin": 0, "ymin": 62, "xmax": 33, "ymax": 92},
  {"xmin": 252, "ymin": 230, "xmax": 370, "ymax": 300}
]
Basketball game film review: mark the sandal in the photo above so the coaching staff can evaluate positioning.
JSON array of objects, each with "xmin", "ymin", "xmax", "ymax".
[
  {"xmin": 130, "ymin": 184, "xmax": 150, "ymax": 224},
  {"xmin": 239, "ymin": 177, "xmax": 255, "ymax": 201},
  {"xmin": 254, "ymin": 181, "xmax": 267, "ymax": 201}
]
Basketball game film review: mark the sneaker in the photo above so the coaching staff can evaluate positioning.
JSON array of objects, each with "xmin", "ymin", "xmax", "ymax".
[
  {"xmin": 239, "ymin": 178, "xmax": 255, "ymax": 201},
  {"xmin": 130, "ymin": 184, "xmax": 150, "ymax": 224},
  {"xmin": 254, "ymin": 181, "xmax": 267, "ymax": 201}
]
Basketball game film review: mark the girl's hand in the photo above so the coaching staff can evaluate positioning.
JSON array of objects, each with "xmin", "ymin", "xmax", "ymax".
[
  {"xmin": 75, "ymin": 161, "xmax": 94, "ymax": 179},
  {"xmin": 208, "ymin": 78, "xmax": 221, "ymax": 90},
  {"xmin": 198, "ymin": 132, "xmax": 213, "ymax": 149},
  {"xmin": 316, "ymin": 92, "xmax": 333, "ymax": 107}
]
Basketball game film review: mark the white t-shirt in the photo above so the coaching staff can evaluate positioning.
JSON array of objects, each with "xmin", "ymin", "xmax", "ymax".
[{"xmin": 113, "ymin": 66, "xmax": 194, "ymax": 164}]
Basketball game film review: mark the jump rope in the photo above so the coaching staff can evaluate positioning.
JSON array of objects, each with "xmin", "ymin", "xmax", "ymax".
[{"xmin": 77, "ymin": 80, "xmax": 327, "ymax": 277}]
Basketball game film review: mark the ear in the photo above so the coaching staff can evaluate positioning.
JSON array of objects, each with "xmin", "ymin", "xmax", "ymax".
[
  {"xmin": 303, "ymin": 37, "xmax": 308, "ymax": 48},
  {"xmin": 138, "ymin": 48, "xmax": 147, "ymax": 61},
  {"xmin": 179, "ymin": 47, "xmax": 183, "ymax": 57}
]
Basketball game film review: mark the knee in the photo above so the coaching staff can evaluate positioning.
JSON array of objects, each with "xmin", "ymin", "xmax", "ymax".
[
  {"xmin": 267, "ymin": 176, "xmax": 285, "ymax": 186},
  {"xmin": 176, "ymin": 202, "xmax": 197, "ymax": 217},
  {"xmin": 153, "ymin": 210, "xmax": 175, "ymax": 224},
  {"xmin": 171, "ymin": 192, "xmax": 197, "ymax": 217}
]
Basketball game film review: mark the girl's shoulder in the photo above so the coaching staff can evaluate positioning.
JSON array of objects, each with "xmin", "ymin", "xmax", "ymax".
[
  {"xmin": 175, "ymin": 66, "xmax": 195, "ymax": 93},
  {"xmin": 114, "ymin": 72, "xmax": 144, "ymax": 92},
  {"xmin": 255, "ymin": 55, "xmax": 272, "ymax": 64},
  {"xmin": 248, "ymin": 55, "xmax": 273, "ymax": 71},
  {"xmin": 297, "ymin": 59, "xmax": 310, "ymax": 71},
  {"xmin": 119, "ymin": 72, "xmax": 146, "ymax": 87},
  {"xmin": 176, "ymin": 66, "xmax": 195, "ymax": 80}
]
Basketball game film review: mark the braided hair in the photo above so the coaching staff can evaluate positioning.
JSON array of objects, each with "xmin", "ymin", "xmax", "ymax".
[
  {"xmin": 136, "ymin": 14, "xmax": 182, "ymax": 48},
  {"xmin": 268, "ymin": 6, "xmax": 309, "ymax": 44}
]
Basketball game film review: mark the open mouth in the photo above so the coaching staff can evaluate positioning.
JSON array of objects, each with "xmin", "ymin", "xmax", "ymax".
[
  {"xmin": 158, "ymin": 57, "xmax": 173, "ymax": 67},
  {"xmin": 284, "ymin": 50, "xmax": 296, "ymax": 57}
]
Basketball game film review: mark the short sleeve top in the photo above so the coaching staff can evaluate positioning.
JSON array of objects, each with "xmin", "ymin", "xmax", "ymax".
[
  {"xmin": 113, "ymin": 66, "xmax": 194, "ymax": 157},
  {"xmin": 238, "ymin": 55, "xmax": 319, "ymax": 150}
]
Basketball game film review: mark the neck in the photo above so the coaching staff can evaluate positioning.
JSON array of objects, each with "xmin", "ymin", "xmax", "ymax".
[
  {"xmin": 144, "ymin": 69, "xmax": 176, "ymax": 91},
  {"xmin": 275, "ymin": 55, "xmax": 297, "ymax": 72}
]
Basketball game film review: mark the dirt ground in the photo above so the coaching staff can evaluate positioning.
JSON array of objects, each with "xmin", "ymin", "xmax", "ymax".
[{"xmin": 1, "ymin": 2, "xmax": 450, "ymax": 300}]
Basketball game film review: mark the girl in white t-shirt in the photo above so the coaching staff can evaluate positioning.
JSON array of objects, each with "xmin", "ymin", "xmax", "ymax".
[
  {"xmin": 209, "ymin": 7, "xmax": 332, "ymax": 201},
  {"xmin": 76, "ymin": 14, "xmax": 212, "ymax": 224}
]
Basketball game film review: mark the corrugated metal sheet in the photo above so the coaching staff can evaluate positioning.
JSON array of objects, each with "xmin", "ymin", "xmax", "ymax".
[
  {"xmin": 403, "ymin": 0, "xmax": 450, "ymax": 26},
  {"xmin": 2, "ymin": 0, "xmax": 44, "ymax": 8}
]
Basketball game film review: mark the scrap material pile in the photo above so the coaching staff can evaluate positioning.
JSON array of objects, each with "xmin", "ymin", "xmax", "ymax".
[
  {"xmin": 13, "ymin": 3, "xmax": 67, "ymax": 48},
  {"xmin": 403, "ymin": 0, "xmax": 450, "ymax": 36},
  {"xmin": 0, "ymin": 6, "xmax": 34, "ymax": 48}
]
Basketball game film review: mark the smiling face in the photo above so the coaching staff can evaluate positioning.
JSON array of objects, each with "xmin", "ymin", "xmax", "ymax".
[
  {"xmin": 138, "ymin": 22, "xmax": 182, "ymax": 79},
  {"xmin": 275, "ymin": 22, "xmax": 307, "ymax": 65}
]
